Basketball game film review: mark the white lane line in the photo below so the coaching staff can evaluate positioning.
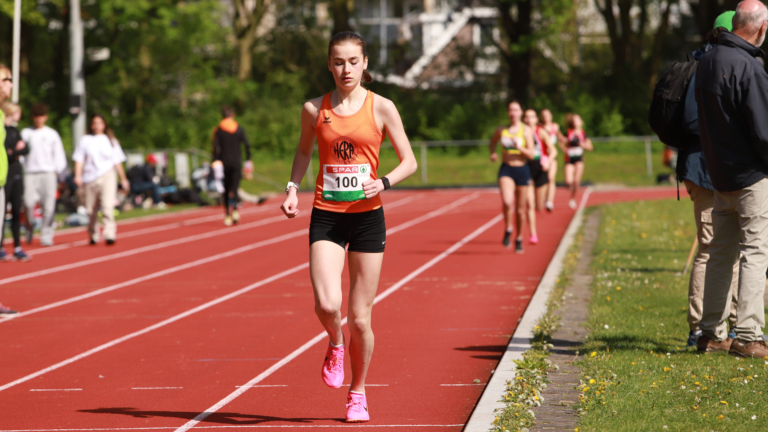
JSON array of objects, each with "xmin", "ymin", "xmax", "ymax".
[
  {"xmin": 440, "ymin": 384, "xmax": 485, "ymax": 386},
  {"xmin": 0, "ymin": 193, "xmax": 476, "ymax": 393},
  {"xmin": 0, "ymin": 214, "xmax": 300, "ymax": 287},
  {"xmin": 0, "ymin": 264, "xmax": 309, "ymax": 393},
  {"xmin": 0, "ymin": 426, "xmax": 464, "ymax": 431},
  {"xmin": 0, "ymin": 194, "xmax": 425, "ymax": 324},
  {"xmin": 0, "ymin": 230, "xmax": 306, "ymax": 323},
  {"xmin": 342, "ymin": 384, "xmax": 388, "ymax": 387},
  {"xmin": 234, "ymin": 385, "xmax": 287, "ymax": 388},
  {"xmin": 28, "ymin": 206, "xmax": 278, "ymax": 257},
  {"xmin": 29, "ymin": 388, "xmax": 82, "ymax": 392},
  {"xmin": 175, "ymin": 212, "xmax": 501, "ymax": 432},
  {"xmin": 131, "ymin": 387, "xmax": 183, "ymax": 390}
]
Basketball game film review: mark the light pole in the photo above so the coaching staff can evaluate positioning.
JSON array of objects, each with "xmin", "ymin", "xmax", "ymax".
[
  {"xmin": 11, "ymin": 0, "xmax": 21, "ymax": 103},
  {"xmin": 69, "ymin": 0, "xmax": 86, "ymax": 147}
]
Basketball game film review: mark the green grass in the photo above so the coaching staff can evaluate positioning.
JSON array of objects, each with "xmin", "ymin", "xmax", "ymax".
[
  {"xmin": 241, "ymin": 141, "xmax": 672, "ymax": 195},
  {"xmin": 576, "ymin": 199, "xmax": 768, "ymax": 431}
]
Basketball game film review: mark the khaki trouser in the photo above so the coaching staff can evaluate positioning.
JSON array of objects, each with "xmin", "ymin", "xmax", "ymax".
[
  {"xmin": 84, "ymin": 169, "xmax": 117, "ymax": 242},
  {"xmin": 685, "ymin": 180, "xmax": 738, "ymax": 331},
  {"xmin": 701, "ymin": 176, "xmax": 768, "ymax": 342},
  {"xmin": 24, "ymin": 172, "xmax": 58, "ymax": 245}
]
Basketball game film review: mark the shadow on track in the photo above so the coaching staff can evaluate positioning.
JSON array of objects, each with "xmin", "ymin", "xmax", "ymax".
[{"xmin": 78, "ymin": 407, "xmax": 344, "ymax": 424}]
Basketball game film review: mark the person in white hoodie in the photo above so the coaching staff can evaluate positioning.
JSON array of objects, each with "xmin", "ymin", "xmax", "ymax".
[{"xmin": 20, "ymin": 103, "xmax": 67, "ymax": 246}]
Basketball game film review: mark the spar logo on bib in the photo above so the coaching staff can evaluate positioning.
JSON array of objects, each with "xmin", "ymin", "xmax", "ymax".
[{"xmin": 331, "ymin": 136, "xmax": 358, "ymax": 163}]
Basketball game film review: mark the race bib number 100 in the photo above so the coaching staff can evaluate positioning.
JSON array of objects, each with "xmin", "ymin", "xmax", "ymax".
[{"xmin": 322, "ymin": 164, "xmax": 372, "ymax": 202}]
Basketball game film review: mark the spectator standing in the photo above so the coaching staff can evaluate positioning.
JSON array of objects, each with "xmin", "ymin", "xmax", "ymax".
[
  {"xmin": 20, "ymin": 103, "xmax": 67, "ymax": 246},
  {"xmin": 2, "ymin": 102, "xmax": 30, "ymax": 261},
  {"xmin": 212, "ymin": 105, "xmax": 252, "ymax": 226},
  {"xmin": 0, "ymin": 63, "xmax": 18, "ymax": 314},
  {"xmin": 679, "ymin": 11, "xmax": 739, "ymax": 348},
  {"xmin": 696, "ymin": 0, "xmax": 768, "ymax": 358},
  {"xmin": 129, "ymin": 154, "xmax": 165, "ymax": 209},
  {"xmin": 73, "ymin": 114, "xmax": 130, "ymax": 246}
]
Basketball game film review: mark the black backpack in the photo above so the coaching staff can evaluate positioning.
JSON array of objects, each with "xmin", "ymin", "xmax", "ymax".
[{"xmin": 648, "ymin": 54, "xmax": 699, "ymax": 148}]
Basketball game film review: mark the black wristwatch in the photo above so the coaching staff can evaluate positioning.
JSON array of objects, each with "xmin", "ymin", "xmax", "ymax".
[{"xmin": 381, "ymin": 176, "xmax": 391, "ymax": 190}]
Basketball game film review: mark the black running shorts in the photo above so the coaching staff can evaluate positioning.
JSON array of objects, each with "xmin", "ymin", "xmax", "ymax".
[
  {"xmin": 309, "ymin": 207, "xmax": 386, "ymax": 253},
  {"xmin": 528, "ymin": 160, "xmax": 549, "ymax": 188},
  {"xmin": 498, "ymin": 164, "xmax": 531, "ymax": 186}
]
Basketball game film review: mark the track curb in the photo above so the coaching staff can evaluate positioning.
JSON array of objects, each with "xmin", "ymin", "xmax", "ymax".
[{"xmin": 464, "ymin": 187, "xmax": 592, "ymax": 431}]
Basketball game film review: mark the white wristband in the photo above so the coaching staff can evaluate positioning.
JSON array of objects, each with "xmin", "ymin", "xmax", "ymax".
[{"xmin": 285, "ymin": 181, "xmax": 300, "ymax": 193}]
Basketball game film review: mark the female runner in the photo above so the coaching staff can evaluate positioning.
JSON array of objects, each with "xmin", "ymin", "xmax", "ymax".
[
  {"xmin": 523, "ymin": 109, "xmax": 556, "ymax": 244},
  {"xmin": 540, "ymin": 109, "xmax": 564, "ymax": 211},
  {"xmin": 560, "ymin": 113, "xmax": 593, "ymax": 209},
  {"xmin": 489, "ymin": 101, "xmax": 535, "ymax": 253},
  {"xmin": 280, "ymin": 32, "xmax": 417, "ymax": 423}
]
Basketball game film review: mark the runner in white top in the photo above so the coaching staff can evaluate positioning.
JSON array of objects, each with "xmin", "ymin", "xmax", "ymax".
[{"xmin": 73, "ymin": 115, "xmax": 130, "ymax": 245}]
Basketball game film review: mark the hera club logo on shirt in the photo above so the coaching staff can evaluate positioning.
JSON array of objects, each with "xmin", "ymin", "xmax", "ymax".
[
  {"xmin": 323, "ymin": 115, "xmax": 331, "ymax": 124},
  {"xmin": 331, "ymin": 136, "xmax": 358, "ymax": 163}
]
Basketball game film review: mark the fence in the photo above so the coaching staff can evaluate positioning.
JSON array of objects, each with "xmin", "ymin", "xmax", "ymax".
[{"xmin": 114, "ymin": 135, "xmax": 666, "ymax": 194}]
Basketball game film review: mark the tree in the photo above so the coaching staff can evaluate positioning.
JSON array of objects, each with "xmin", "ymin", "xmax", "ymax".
[
  {"xmin": 689, "ymin": 0, "xmax": 739, "ymax": 41},
  {"xmin": 595, "ymin": 0, "xmax": 678, "ymax": 90},
  {"xmin": 232, "ymin": 0, "xmax": 274, "ymax": 81},
  {"xmin": 331, "ymin": 0, "xmax": 353, "ymax": 36},
  {"xmin": 489, "ymin": 0, "xmax": 573, "ymax": 105}
]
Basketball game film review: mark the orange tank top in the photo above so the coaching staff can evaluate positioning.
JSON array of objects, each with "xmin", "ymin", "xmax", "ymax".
[{"xmin": 313, "ymin": 90, "xmax": 384, "ymax": 213}]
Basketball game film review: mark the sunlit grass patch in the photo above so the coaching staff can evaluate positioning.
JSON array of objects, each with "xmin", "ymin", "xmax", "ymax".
[{"xmin": 577, "ymin": 199, "xmax": 768, "ymax": 431}]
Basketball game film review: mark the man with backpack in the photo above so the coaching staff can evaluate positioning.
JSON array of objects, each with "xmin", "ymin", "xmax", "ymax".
[
  {"xmin": 696, "ymin": 0, "xmax": 768, "ymax": 358},
  {"xmin": 678, "ymin": 12, "xmax": 740, "ymax": 349}
]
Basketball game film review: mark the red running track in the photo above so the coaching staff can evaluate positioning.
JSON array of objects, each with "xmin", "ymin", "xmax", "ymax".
[{"xmin": 0, "ymin": 187, "xmax": 677, "ymax": 431}]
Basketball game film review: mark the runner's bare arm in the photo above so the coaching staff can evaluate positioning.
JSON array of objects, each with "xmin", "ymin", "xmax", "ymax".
[
  {"xmin": 74, "ymin": 161, "xmax": 84, "ymax": 187},
  {"xmin": 489, "ymin": 127, "xmax": 502, "ymax": 162},
  {"xmin": 539, "ymin": 129, "xmax": 556, "ymax": 169},
  {"xmin": 281, "ymin": 98, "xmax": 322, "ymax": 218},
  {"xmin": 363, "ymin": 96, "xmax": 417, "ymax": 198},
  {"xmin": 582, "ymin": 136, "xmax": 594, "ymax": 151},
  {"xmin": 519, "ymin": 126, "xmax": 536, "ymax": 160}
]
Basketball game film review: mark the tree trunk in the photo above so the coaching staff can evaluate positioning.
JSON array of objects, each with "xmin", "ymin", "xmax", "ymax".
[
  {"xmin": 237, "ymin": 27, "xmax": 257, "ymax": 81},
  {"xmin": 690, "ymin": 0, "xmax": 740, "ymax": 41},
  {"xmin": 332, "ymin": 0, "xmax": 352, "ymax": 36},
  {"xmin": 495, "ymin": 0, "xmax": 533, "ymax": 104},
  {"xmin": 232, "ymin": 0, "xmax": 270, "ymax": 82}
]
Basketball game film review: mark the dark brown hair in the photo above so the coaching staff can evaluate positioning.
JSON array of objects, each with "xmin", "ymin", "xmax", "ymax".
[
  {"xmin": 566, "ymin": 113, "xmax": 580, "ymax": 129},
  {"xmin": 328, "ymin": 32, "xmax": 372, "ymax": 84},
  {"xmin": 221, "ymin": 105, "xmax": 234, "ymax": 118},
  {"xmin": 89, "ymin": 114, "xmax": 117, "ymax": 142},
  {"xmin": 31, "ymin": 103, "xmax": 48, "ymax": 118}
]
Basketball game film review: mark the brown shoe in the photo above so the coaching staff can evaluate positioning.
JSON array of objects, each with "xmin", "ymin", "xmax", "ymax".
[
  {"xmin": 697, "ymin": 335, "xmax": 733, "ymax": 353},
  {"xmin": 729, "ymin": 339, "xmax": 768, "ymax": 358}
]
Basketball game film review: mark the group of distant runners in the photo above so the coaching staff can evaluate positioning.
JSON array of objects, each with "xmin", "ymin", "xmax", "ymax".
[{"xmin": 490, "ymin": 102, "xmax": 593, "ymax": 253}]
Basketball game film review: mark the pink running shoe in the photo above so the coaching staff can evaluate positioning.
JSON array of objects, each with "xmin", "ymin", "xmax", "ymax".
[
  {"xmin": 346, "ymin": 392, "xmax": 370, "ymax": 422},
  {"xmin": 321, "ymin": 343, "xmax": 344, "ymax": 388},
  {"xmin": 529, "ymin": 235, "xmax": 539, "ymax": 244}
]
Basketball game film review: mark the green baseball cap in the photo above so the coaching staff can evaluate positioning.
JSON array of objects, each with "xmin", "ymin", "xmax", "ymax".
[{"xmin": 713, "ymin": 11, "xmax": 735, "ymax": 32}]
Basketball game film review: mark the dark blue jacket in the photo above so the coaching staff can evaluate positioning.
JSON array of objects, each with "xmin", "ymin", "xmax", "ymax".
[
  {"xmin": 678, "ymin": 44, "xmax": 714, "ymax": 191},
  {"xmin": 696, "ymin": 31, "xmax": 768, "ymax": 192}
]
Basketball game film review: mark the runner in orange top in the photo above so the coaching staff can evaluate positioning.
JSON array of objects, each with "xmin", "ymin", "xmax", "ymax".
[{"xmin": 280, "ymin": 32, "xmax": 417, "ymax": 423}]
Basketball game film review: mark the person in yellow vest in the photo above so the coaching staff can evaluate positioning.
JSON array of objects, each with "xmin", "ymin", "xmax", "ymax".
[{"xmin": 0, "ymin": 63, "xmax": 18, "ymax": 314}]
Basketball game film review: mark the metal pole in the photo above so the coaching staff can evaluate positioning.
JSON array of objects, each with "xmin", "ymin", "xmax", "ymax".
[
  {"xmin": 379, "ymin": 0, "xmax": 387, "ymax": 66},
  {"xmin": 11, "ymin": 0, "xmax": 21, "ymax": 103},
  {"xmin": 645, "ymin": 137, "xmax": 653, "ymax": 178},
  {"xmin": 70, "ymin": 0, "xmax": 86, "ymax": 147},
  {"xmin": 420, "ymin": 142, "xmax": 427, "ymax": 185}
]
